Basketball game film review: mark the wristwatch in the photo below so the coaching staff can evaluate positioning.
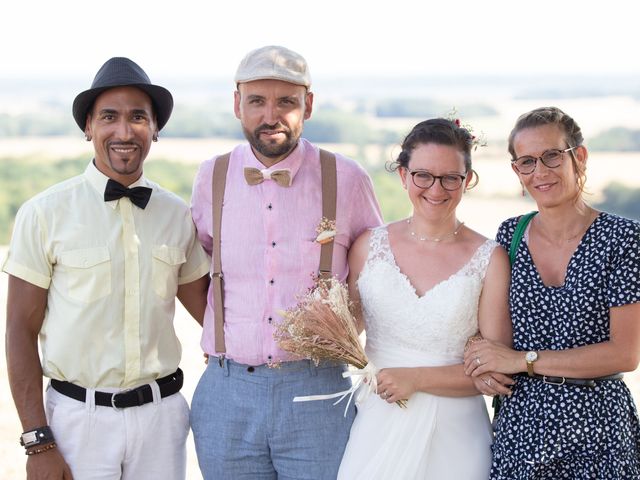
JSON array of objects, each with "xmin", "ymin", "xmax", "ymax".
[
  {"xmin": 525, "ymin": 351, "xmax": 538, "ymax": 377},
  {"xmin": 19, "ymin": 426, "xmax": 54, "ymax": 448}
]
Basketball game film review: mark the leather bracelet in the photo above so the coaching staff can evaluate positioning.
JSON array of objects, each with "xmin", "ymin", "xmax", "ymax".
[
  {"xmin": 25, "ymin": 442, "xmax": 57, "ymax": 456},
  {"xmin": 20, "ymin": 425, "xmax": 55, "ymax": 448}
]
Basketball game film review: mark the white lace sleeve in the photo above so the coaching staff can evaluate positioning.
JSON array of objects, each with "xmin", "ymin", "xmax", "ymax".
[
  {"xmin": 364, "ymin": 225, "xmax": 394, "ymax": 270},
  {"xmin": 464, "ymin": 239, "xmax": 498, "ymax": 282}
]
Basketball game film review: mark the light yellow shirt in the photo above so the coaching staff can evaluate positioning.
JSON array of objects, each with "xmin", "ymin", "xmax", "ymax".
[{"xmin": 3, "ymin": 162, "xmax": 210, "ymax": 388}]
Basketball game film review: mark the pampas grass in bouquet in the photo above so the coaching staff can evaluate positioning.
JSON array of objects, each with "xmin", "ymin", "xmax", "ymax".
[{"xmin": 275, "ymin": 277, "xmax": 406, "ymax": 410}]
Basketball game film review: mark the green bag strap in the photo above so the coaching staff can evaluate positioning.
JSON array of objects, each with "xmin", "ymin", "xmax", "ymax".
[{"xmin": 508, "ymin": 211, "xmax": 538, "ymax": 265}]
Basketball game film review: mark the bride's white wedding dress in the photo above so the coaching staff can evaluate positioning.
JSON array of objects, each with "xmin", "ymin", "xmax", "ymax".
[{"xmin": 338, "ymin": 225, "xmax": 496, "ymax": 480}]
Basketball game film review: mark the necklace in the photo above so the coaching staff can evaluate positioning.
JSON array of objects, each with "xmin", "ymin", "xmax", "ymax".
[
  {"xmin": 534, "ymin": 209, "xmax": 596, "ymax": 243},
  {"xmin": 406, "ymin": 218, "xmax": 465, "ymax": 242}
]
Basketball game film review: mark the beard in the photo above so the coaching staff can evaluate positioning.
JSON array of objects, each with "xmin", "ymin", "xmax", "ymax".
[
  {"xmin": 104, "ymin": 141, "xmax": 146, "ymax": 175},
  {"xmin": 242, "ymin": 122, "xmax": 301, "ymax": 160}
]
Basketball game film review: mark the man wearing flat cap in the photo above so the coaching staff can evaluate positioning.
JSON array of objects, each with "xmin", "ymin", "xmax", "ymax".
[
  {"xmin": 190, "ymin": 45, "xmax": 382, "ymax": 479},
  {"xmin": 3, "ymin": 57, "xmax": 210, "ymax": 479}
]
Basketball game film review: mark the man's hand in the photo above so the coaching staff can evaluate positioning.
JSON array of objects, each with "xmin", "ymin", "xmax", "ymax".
[{"xmin": 26, "ymin": 447, "xmax": 73, "ymax": 480}]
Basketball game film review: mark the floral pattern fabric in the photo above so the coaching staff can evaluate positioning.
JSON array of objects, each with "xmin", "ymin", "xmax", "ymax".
[{"xmin": 492, "ymin": 212, "xmax": 640, "ymax": 479}]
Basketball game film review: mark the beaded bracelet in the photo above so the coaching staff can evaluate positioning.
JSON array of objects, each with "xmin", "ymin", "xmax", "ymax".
[{"xmin": 25, "ymin": 442, "xmax": 57, "ymax": 456}]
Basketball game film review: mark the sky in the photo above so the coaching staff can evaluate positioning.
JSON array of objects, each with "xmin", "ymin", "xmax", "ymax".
[{"xmin": 2, "ymin": 0, "xmax": 639, "ymax": 83}]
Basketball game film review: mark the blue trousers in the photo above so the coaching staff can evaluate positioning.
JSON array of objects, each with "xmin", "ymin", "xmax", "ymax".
[{"xmin": 190, "ymin": 358, "xmax": 356, "ymax": 480}]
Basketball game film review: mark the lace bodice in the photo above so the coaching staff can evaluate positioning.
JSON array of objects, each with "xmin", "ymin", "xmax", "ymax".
[{"xmin": 358, "ymin": 225, "xmax": 497, "ymax": 359}]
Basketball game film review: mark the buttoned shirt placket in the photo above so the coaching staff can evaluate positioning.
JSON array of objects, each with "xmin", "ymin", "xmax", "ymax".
[
  {"xmin": 263, "ymin": 191, "xmax": 277, "ymax": 365},
  {"xmin": 119, "ymin": 197, "xmax": 141, "ymax": 384}
]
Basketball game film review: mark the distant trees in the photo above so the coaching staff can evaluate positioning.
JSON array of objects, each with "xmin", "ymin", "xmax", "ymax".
[
  {"xmin": 589, "ymin": 128, "xmax": 640, "ymax": 152},
  {"xmin": 0, "ymin": 99, "xmax": 498, "ymax": 142},
  {"xmin": 305, "ymin": 111, "xmax": 371, "ymax": 144},
  {"xmin": 0, "ymin": 112, "xmax": 76, "ymax": 136},
  {"xmin": 594, "ymin": 182, "xmax": 640, "ymax": 220},
  {"xmin": 161, "ymin": 107, "xmax": 241, "ymax": 139},
  {"xmin": 373, "ymin": 99, "xmax": 497, "ymax": 119}
]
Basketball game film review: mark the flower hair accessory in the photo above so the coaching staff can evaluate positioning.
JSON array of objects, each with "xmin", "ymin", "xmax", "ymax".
[
  {"xmin": 315, "ymin": 217, "xmax": 336, "ymax": 244},
  {"xmin": 446, "ymin": 108, "xmax": 488, "ymax": 151}
]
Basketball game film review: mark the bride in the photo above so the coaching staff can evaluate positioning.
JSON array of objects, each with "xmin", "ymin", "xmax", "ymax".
[{"xmin": 337, "ymin": 118, "xmax": 513, "ymax": 479}]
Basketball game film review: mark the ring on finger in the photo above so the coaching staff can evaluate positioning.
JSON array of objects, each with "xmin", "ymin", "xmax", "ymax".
[{"xmin": 475, "ymin": 357, "xmax": 481, "ymax": 365}]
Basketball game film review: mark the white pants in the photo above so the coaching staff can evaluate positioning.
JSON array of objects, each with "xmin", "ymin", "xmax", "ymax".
[{"xmin": 45, "ymin": 381, "xmax": 190, "ymax": 480}]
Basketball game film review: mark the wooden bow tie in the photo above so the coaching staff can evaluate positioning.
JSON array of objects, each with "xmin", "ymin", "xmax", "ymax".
[{"xmin": 243, "ymin": 167, "xmax": 292, "ymax": 187}]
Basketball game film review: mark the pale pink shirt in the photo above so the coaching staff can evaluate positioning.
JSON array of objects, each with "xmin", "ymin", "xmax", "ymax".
[{"xmin": 191, "ymin": 138, "xmax": 382, "ymax": 365}]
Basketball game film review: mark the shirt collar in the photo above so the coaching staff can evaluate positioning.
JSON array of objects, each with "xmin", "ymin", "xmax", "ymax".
[
  {"xmin": 84, "ymin": 161, "xmax": 150, "ymax": 209},
  {"xmin": 244, "ymin": 140, "xmax": 305, "ymax": 185}
]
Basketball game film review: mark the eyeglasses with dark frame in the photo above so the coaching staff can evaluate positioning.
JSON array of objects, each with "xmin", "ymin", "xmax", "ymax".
[
  {"xmin": 406, "ymin": 169, "xmax": 467, "ymax": 191},
  {"xmin": 511, "ymin": 146, "xmax": 577, "ymax": 175}
]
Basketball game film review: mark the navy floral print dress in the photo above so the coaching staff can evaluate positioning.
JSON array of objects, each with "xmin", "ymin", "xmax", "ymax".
[{"xmin": 492, "ymin": 212, "xmax": 640, "ymax": 479}]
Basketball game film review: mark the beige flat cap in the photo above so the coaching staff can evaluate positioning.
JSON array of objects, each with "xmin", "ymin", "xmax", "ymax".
[{"xmin": 234, "ymin": 45, "xmax": 311, "ymax": 88}]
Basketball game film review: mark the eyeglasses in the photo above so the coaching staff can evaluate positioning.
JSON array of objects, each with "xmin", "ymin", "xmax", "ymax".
[
  {"xmin": 511, "ymin": 146, "xmax": 577, "ymax": 175},
  {"xmin": 406, "ymin": 169, "xmax": 467, "ymax": 191}
]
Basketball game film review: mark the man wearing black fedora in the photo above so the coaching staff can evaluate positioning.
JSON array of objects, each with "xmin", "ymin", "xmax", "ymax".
[{"xmin": 3, "ymin": 57, "xmax": 209, "ymax": 479}]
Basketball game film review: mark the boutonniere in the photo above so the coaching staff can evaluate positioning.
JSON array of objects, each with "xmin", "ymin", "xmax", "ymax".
[{"xmin": 315, "ymin": 217, "xmax": 336, "ymax": 244}]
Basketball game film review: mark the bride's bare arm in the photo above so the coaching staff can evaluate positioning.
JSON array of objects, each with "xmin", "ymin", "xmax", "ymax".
[
  {"xmin": 477, "ymin": 246, "xmax": 512, "ymax": 346},
  {"xmin": 467, "ymin": 246, "xmax": 514, "ymax": 396},
  {"xmin": 347, "ymin": 229, "xmax": 371, "ymax": 334}
]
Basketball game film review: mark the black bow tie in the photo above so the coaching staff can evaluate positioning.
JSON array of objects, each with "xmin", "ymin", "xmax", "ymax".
[{"xmin": 104, "ymin": 179, "xmax": 152, "ymax": 209}]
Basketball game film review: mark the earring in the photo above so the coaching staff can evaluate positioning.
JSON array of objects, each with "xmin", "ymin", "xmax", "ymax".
[
  {"xmin": 85, "ymin": 134, "xmax": 91, "ymax": 141},
  {"xmin": 152, "ymin": 134, "xmax": 158, "ymax": 142},
  {"xmin": 521, "ymin": 184, "xmax": 526, "ymax": 197}
]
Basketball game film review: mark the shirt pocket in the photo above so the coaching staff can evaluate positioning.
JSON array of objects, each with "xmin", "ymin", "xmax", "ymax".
[
  {"xmin": 58, "ymin": 247, "xmax": 111, "ymax": 303},
  {"xmin": 152, "ymin": 245, "xmax": 186, "ymax": 299}
]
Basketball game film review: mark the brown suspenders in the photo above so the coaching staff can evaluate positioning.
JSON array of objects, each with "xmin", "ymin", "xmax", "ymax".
[
  {"xmin": 210, "ymin": 149, "xmax": 337, "ymax": 356},
  {"xmin": 318, "ymin": 149, "xmax": 337, "ymax": 281},
  {"xmin": 211, "ymin": 153, "xmax": 230, "ymax": 355}
]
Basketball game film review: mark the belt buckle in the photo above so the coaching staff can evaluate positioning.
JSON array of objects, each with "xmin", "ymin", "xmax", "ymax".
[
  {"xmin": 543, "ymin": 375, "xmax": 565, "ymax": 386},
  {"xmin": 111, "ymin": 388, "xmax": 132, "ymax": 411}
]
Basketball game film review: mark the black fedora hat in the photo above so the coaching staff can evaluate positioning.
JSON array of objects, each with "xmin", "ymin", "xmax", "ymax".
[{"xmin": 72, "ymin": 57, "xmax": 173, "ymax": 132}]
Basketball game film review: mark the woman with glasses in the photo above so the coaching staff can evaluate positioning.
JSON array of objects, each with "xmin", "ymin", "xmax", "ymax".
[
  {"xmin": 464, "ymin": 106, "xmax": 640, "ymax": 478},
  {"xmin": 337, "ymin": 118, "xmax": 513, "ymax": 479}
]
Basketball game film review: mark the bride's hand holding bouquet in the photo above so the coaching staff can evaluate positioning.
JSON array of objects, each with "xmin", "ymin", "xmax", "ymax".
[{"xmin": 274, "ymin": 277, "xmax": 407, "ymax": 412}]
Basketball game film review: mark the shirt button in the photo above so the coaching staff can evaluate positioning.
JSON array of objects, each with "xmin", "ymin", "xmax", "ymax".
[
  {"xmin": 247, "ymin": 366, "xmax": 255, "ymax": 373},
  {"xmin": 268, "ymin": 317, "xmax": 273, "ymax": 324},
  {"xmin": 267, "ymin": 355, "xmax": 272, "ymax": 361},
  {"xmin": 267, "ymin": 203, "xmax": 273, "ymax": 210},
  {"xmin": 269, "ymin": 279, "xmax": 275, "ymax": 285},
  {"xmin": 271, "ymin": 241, "xmax": 276, "ymax": 247}
]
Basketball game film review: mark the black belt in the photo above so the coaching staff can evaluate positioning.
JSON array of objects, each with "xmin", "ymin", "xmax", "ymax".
[
  {"xmin": 51, "ymin": 368, "xmax": 183, "ymax": 409},
  {"xmin": 522, "ymin": 372, "xmax": 623, "ymax": 388}
]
